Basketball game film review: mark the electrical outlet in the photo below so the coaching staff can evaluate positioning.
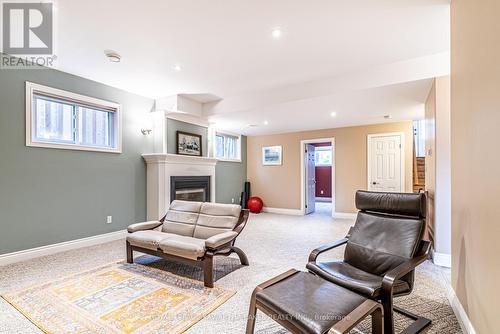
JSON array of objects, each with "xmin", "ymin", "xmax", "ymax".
[
  {"xmin": 231, "ymin": 198, "xmax": 235, "ymax": 204},
  {"xmin": 106, "ymin": 216, "xmax": 112, "ymax": 224}
]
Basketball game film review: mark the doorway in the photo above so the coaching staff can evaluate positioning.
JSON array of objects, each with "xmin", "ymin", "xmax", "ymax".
[
  {"xmin": 367, "ymin": 132, "xmax": 405, "ymax": 192},
  {"xmin": 300, "ymin": 138, "xmax": 335, "ymax": 216}
]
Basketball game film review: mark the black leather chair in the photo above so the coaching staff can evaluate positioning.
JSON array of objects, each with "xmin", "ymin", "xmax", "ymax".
[{"xmin": 307, "ymin": 190, "xmax": 431, "ymax": 334}]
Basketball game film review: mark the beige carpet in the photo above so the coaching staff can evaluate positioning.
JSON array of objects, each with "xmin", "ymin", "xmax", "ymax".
[{"xmin": 0, "ymin": 211, "xmax": 462, "ymax": 334}]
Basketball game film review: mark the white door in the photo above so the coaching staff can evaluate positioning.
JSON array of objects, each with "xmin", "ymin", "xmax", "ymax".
[
  {"xmin": 305, "ymin": 144, "xmax": 316, "ymax": 214},
  {"xmin": 368, "ymin": 134, "xmax": 403, "ymax": 192}
]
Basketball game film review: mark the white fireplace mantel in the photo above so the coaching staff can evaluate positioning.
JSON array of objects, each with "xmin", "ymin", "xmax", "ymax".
[
  {"xmin": 142, "ymin": 153, "xmax": 218, "ymax": 166},
  {"xmin": 142, "ymin": 154, "xmax": 217, "ymax": 220}
]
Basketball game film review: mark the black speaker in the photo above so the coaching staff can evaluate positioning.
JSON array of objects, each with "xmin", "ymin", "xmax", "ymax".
[
  {"xmin": 241, "ymin": 181, "xmax": 251, "ymax": 209},
  {"xmin": 240, "ymin": 191, "xmax": 246, "ymax": 207},
  {"xmin": 244, "ymin": 181, "xmax": 251, "ymax": 197}
]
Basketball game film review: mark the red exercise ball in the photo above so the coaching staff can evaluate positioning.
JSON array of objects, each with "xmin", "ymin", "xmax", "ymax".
[{"xmin": 247, "ymin": 196, "xmax": 264, "ymax": 213}]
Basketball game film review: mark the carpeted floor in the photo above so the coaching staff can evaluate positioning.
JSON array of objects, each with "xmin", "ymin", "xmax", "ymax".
[
  {"xmin": 0, "ymin": 211, "xmax": 462, "ymax": 334},
  {"xmin": 313, "ymin": 202, "xmax": 333, "ymax": 216}
]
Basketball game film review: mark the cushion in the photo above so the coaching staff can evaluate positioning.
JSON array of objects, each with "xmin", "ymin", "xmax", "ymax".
[
  {"xmin": 126, "ymin": 230, "xmax": 168, "ymax": 250},
  {"xmin": 193, "ymin": 202, "xmax": 241, "ymax": 239},
  {"xmin": 344, "ymin": 211, "xmax": 424, "ymax": 276},
  {"xmin": 169, "ymin": 200, "xmax": 203, "ymax": 213},
  {"xmin": 256, "ymin": 271, "xmax": 368, "ymax": 334},
  {"xmin": 205, "ymin": 231, "xmax": 238, "ymax": 248},
  {"xmin": 161, "ymin": 200, "xmax": 202, "ymax": 236},
  {"xmin": 306, "ymin": 261, "xmax": 411, "ymax": 298},
  {"xmin": 198, "ymin": 202, "xmax": 241, "ymax": 217},
  {"xmin": 158, "ymin": 235, "xmax": 206, "ymax": 260},
  {"xmin": 355, "ymin": 190, "xmax": 426, "ymax": 218}
]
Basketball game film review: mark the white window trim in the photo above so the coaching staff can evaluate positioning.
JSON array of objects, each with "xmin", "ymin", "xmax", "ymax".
[
  {"xmin": 212, "ymin": 129, "xmax": 242, "ymax": 162},
  {"xmin": 25, "ymin": 81, "xmax": 122, "ymax": 153}
]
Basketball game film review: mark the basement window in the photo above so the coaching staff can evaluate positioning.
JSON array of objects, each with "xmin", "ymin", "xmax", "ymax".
[
  {"xmin": 315, "ymin": 146, "xmax": 332, "ymax": 166},
  {"xmin": 26, "ymin": 82, "xmax": 122, "ymax": 153},
  {"xmin": 413, "ymin": 119, "xmax": 426, "ymax": 158},
  {"xmin": 214, "ymin": 131, "xmax": 241, "ymax": 162}
]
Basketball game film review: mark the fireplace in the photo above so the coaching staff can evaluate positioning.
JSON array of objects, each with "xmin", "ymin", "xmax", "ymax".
[
  {"xmin": 142, "ymin": 154, "xmax": 217, "ymax": 220},
  {"xmin": 170, "ymin": 176, "xmax": 210, "ymax": 203}
]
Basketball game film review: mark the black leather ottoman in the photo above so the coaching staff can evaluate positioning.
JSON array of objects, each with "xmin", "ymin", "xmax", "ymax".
[{"xmin": 246, "ymin": 269, "xmax": 383, "ymax": 334}]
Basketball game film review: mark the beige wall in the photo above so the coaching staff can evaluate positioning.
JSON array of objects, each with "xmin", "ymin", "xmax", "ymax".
[
  {"xmin": 425, "ymin": 76, "xmax": 451, "ymax": 256},
  {"xmin": 425, "ymin": 80, "xmax": 436, "ymax": 239},
  {"xmin": 247, "ymin": 121, "xmax": 413, "ymax": 213},
  {"xmin": 451, "ymin": 1, "xmax": 500, "ymax": 333}
]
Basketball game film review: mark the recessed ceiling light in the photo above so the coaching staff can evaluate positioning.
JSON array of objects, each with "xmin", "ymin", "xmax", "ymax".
[
  {"xmin": 264, "ymin": 120, "xmax": 269, "ymax": 125},
  {"xmin": 173, "ymin": 64, "xmax": 182, "ymax": 71},
  {"xmin": 271, "ymin": 27, "xmax": 282, "ymax": 39},
  {"xmin": 330, "ymin": 111, "xmax": 337, "ymax": 117},
  {"xmin": 104, "ymin": 50, "xmax": 121, "ymax": 63}
]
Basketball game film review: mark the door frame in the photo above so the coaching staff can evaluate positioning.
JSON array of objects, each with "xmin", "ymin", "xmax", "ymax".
[
  {"xmin": 367, "ymin": 132, "xmax": 405, "ymax": 192},
  {"xmin": 300, "ymin": 137, "xmax": 335, "ymax": 216}
]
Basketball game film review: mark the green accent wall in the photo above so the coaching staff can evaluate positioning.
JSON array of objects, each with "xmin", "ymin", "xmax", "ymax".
[
  {"xmin": 166, "ymin": 118, "xmax": 247, "ymax": 204},
  {"xmin": 0, "ymin": 64, "xmax": 154, "ymax": 254},
  {"xmin": 0, "ymin": 62, "xmax": 248, "ymax": 255}
]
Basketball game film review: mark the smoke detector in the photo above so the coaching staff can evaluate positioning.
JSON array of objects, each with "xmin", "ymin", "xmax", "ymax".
[{"xmin": 104, "ymin": 50, "xmax": 121, "ymax": 63}]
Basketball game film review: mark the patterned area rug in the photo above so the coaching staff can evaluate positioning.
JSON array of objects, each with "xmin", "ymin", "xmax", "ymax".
[{"xmin": 1, "ymin": 262, "xmax": 235, "ymax": 334}]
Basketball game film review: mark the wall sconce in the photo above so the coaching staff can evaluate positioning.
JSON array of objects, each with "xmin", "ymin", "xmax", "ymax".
[{"xmin": 141, "ymin": 129, "xmax": 152, "ymax": 135}]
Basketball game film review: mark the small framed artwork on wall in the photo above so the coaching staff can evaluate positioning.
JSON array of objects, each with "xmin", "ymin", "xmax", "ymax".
[
  {"xmin": 177, "ymin": 131, "xmax": 202, "ymax": 156},
  {"xmin": 262, "ymin": 145, "xmax": 282, "ymax": 165}
]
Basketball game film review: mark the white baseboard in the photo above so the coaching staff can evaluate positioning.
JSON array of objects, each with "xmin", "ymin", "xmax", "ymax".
[
  {"xmin": 332, "ymin": 212, "xmax": 357, "ymax": 219},
  {"xmin": 0, "ymin": 229, "xmax": 127, "ymax": 266},
  {"xmin": 432, "ymin": 251, "xmax": 452, "ymax": 268},
  {"xmin": 262, "ymin": 207, "xmax": 303, "ymax": 216},
  {"xmin": 446, "ymin": 283, "xmax": 477, "ymax": 334}
]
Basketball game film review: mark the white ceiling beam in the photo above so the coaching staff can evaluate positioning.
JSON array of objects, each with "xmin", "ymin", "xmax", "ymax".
[
  {"xmin": 155, "ymin": 94, "xmax": 203, "ymax": 117},
  {"xmin": 202, "ymin": 52, "xmax": 450, "ymax": 117}
]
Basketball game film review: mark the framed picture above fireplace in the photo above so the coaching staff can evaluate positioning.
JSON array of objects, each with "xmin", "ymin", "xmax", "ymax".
[{"xmin": 176, "ymin": 131, "xmax": 202, "ymax": 156}]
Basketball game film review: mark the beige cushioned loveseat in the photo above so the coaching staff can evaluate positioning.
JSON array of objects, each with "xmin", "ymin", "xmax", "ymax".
[{"xmin": 126, "ymin": 200, "xmax": 249, "ymax": 287}]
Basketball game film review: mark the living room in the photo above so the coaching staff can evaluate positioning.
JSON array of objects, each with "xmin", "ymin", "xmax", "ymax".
[{"xmin": 0, "ymin": 1, "xmax": 498, "ymax": 334}]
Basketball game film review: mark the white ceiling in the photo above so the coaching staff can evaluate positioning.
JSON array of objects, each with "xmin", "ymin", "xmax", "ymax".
[
  {"xmin": 52, "ymin": 0, "xmax": 450, "ymax": 135},
  {"xmin": 210, "ymin": 78, "xmax": 434, "ymax": 135}
]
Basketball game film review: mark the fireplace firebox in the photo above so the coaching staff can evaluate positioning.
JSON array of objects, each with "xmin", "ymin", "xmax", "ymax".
[{"xmin": 170, "ymin": 176, "xmax": 210, "ymax": 203}]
